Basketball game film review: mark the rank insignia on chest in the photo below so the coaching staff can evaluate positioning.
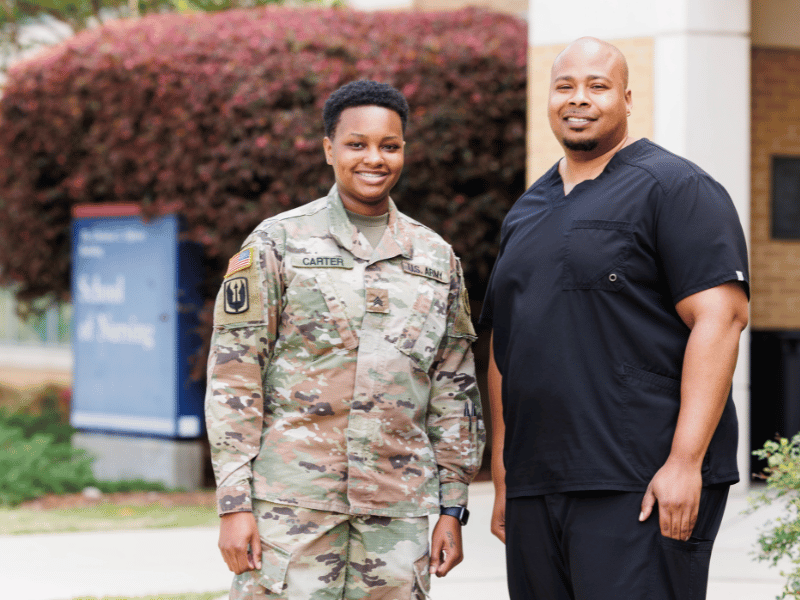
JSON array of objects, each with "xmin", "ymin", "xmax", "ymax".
[
  {"xmin": 223, "ymin": 277, "xmax": 250, "ymax": 314},
  {"xmin": 366, "ymin": 288, "xmax": 389, "ymax": 313},
  {"xmin": 225, "ymin": 248, "xmax": 254, "ymax": 277}
]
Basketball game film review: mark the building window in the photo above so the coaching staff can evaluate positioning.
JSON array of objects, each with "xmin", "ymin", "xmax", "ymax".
[{"xmin": 772, "ymin": 156, "xmax": 800, "ymax": 240}]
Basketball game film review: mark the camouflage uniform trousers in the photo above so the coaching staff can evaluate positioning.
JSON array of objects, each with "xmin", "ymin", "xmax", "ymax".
[{"xmin": 230, "ymin": 500, "xmax": 431, "ymax": 600}]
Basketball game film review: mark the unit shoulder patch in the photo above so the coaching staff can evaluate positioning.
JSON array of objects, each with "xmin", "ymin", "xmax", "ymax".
[
  {"xmin": 215, "ymin": 248, "xmax": 264, "ymax": 326},
  {"xmin": 223, "ymin": 277, "xmax": 250, "ymax": 314}
]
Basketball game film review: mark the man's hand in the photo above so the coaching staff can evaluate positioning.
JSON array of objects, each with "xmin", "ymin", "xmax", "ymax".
[
  {"xmin": 490, "ymin": 494, "xmax": 506, "ymax": 543},
  {"xmin": 429, "ymin": 515, "xmax": 464, "ymax": 577},
  {"xmin": 487, "ymin": 332, "xmax": 507, "ymax": 545},
  {"xmin": 639, "ymin": 458, "xmax": 702, "ymax": 541},
  {"xmin": 219, "ymin": 511, "xmax": 262, "ymax": 574},
  {"xmin": 640, "ymin": 282, "xmax": 748, "ymax": 542}
]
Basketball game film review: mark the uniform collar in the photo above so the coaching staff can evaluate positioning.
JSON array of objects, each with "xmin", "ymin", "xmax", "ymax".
[{"xmin": 326, "ymin": 185, "xmax": 413, "ymax": 262}]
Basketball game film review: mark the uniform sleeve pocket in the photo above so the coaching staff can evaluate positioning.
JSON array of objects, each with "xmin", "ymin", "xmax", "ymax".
[
  {"xmin": 459, "ymin": 410, "xmax": 485, "ymax": 478},
  {"xmin": 256, "ymin": 539, "xmax": 291, "ymax": 594},
  {"xmin": 562, "ymin": 220, "xmax": 634, "ymax": 291}
]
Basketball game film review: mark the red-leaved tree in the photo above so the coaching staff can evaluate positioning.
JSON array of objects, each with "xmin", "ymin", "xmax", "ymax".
[{"xmin": 0, "ymin": 6, "xmax": 527, "ymax": 369}]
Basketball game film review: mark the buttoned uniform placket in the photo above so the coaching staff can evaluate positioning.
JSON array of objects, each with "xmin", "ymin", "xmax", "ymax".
[{"xmin": 327, "ymin": 195, "xmax": 415, "ymax": 513}]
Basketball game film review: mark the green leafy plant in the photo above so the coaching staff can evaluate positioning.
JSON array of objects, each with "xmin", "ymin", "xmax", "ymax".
[
  {"xmin": 0, "ymin": 408, "xmax": 97, "ymax": 505},
  {"xmin": 0, "ymin": 408, "xmax": 168, "ymax": 506},
  {"xmin": 751, "ymin": 433, "xmax": 800, "ymax": 599}
]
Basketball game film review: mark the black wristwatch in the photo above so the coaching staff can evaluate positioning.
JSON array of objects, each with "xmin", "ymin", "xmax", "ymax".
[{"xmin": 440, "ymin": 505, "xmax": 469, "ymax": 526}]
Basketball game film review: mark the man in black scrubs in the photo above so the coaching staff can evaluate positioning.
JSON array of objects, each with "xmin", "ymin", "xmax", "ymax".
[{"xmin": 481, "ymin": 37, "xmax": 750, "ymax": 600}]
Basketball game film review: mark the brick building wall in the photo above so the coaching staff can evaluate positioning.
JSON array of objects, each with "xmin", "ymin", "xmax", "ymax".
[
  {"xmin": 751, "ymin": 47, "xmax": 800, "ymax": 329},
  {"xmin": 527, "ymin": 38, "xmax": 654, "ymax": 184}
]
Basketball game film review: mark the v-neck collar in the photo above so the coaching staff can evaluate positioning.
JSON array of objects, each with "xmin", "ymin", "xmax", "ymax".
[{"xmin": 548, "ymin": 139, "xmax": 647, "ymax": 200}]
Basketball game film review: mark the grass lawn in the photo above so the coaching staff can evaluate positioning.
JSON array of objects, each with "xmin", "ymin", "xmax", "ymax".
[
  {"xmin": 68, "ymin": 592, "xmax": 227, "ymax": 600},
  {"xmin": 0, "ymin": 502, "xmax": 219, "ymax": 535}
]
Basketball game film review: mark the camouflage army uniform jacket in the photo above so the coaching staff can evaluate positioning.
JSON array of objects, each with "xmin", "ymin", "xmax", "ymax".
[{"xmin": 205, "ymin": 186, "xmax": 485, "ymax": 518}]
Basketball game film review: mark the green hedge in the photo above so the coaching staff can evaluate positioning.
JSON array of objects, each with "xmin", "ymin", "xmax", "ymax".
[
  {"xmin": 0, "ymin": 410, "xmax": 95, "ymax": 505},
  {"xmin": 0, "ymin": 408, "xmax": 168, "ymax": 506}
]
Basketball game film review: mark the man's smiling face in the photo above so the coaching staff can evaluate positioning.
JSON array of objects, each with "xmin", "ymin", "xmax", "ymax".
[{"xmin": 548, "ymin": 38, "xmax": 631, "ymax": 158}]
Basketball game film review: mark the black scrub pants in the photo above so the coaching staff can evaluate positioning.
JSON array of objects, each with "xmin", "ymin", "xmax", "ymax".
[{"xmin": 505, "ymin": 485, "xmax": 729, "ymax": 600}]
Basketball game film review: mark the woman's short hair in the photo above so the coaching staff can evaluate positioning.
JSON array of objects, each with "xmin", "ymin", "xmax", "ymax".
[{"xmin": 323, "ymin": 80, "xmax": 409, "ymax": 138}]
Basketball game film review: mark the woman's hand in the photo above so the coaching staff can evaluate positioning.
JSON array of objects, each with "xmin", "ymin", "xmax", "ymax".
[
  {"xmin": 219, "ymin": 511, "xmax": 262, "ymax": 574},
  {"xmin": 429, "ymin": 515, "xmax": 464, "ymax": 577}
]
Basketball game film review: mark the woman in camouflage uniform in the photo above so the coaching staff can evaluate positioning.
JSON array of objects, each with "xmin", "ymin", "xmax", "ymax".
[{"xmin": 205, "ymin": 80, "xmax": 484, "ymax": 600}]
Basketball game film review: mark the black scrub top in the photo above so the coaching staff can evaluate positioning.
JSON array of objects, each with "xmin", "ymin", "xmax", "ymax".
[{"xmin": 481, "ymin": 139, "xmax": 750, "ymax": 498}]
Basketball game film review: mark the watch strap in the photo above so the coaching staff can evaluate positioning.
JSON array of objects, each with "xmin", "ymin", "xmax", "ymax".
[{"xmin": 440, "ymin": 505, "xmax": 469, "ymax": 526}]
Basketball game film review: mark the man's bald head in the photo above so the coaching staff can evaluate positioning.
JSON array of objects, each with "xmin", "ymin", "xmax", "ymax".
[
  {"xmin": 552, "ymin": 37, "xmax": 629, "ymax": 90},
  {"xmin": 547, "ymin": 36, "xmax": 632, "ymax": 157}
]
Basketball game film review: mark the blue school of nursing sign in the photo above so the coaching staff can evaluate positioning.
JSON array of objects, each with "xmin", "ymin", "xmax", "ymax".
[{"xmin": 71, "ymin": 207, "xmax": 204, "ymax": 439}]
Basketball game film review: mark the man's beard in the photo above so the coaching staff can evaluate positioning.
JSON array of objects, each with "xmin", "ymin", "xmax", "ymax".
[{"xmin": 564, "ymin": 138, "xmax": 599, "ymax": 152}]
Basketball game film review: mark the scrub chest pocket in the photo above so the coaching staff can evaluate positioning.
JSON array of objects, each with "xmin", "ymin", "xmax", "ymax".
[{"xmin": 563, "ymin": 220, "xmax": 634, "ymax": 291}]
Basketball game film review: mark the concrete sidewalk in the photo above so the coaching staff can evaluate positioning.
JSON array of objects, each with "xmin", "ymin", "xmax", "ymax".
[{"xmin": 0, "ymin": 481, "xmax": 788, "ymax": 600}]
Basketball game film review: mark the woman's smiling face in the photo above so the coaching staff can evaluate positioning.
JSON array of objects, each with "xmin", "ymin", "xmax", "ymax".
[{"xmin": 323, "ymin": 104, "xmax": 405, "ymax": 216}]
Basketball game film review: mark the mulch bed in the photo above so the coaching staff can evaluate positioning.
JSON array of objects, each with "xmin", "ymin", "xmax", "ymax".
[{"xmin": 18, "ymin": 490, "xmax": 218, "ymax": 511}]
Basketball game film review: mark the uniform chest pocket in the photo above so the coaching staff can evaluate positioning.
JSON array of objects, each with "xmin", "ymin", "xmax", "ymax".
[
  {"xmin": 393, "ymin": 277, "xmax": 449, "ymax": 372},
  {"xmin": 284, "ymin": 272, "xmax": 358, "ymax": 352},
  {"xmin": 562, "ymin": 220, "xmax": 634, "ymax": 291}
]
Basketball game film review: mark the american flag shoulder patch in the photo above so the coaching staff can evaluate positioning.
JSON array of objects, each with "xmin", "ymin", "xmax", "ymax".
[{"xmin": 225, "ymin": 248, "xmax": 254, "ymax": 277}]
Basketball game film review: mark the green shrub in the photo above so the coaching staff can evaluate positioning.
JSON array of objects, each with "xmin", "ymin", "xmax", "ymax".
[
  {"xmin": 0, "ymin": 409, "xmax": 96, "ymax": 505},
  {"xmin": 751, "ymin": 433, "xmax": 800, "ymax": 598},
  {"xmin": 0, "ymin": 409, "xmax": 168, "ymax": 506}
]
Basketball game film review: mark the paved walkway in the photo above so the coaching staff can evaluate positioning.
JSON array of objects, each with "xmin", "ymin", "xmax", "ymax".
[{"xmin": 0, "ymin": 482, "xmax": 788, "ymax": 600}]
